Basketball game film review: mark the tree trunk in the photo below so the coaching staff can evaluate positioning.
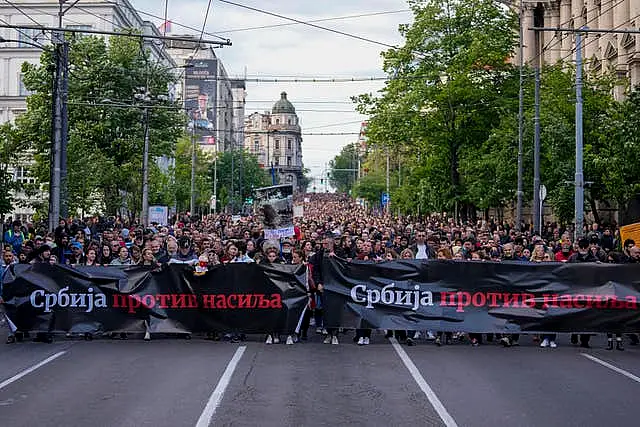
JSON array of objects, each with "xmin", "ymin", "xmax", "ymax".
[{"xmin": 588, "ymin": 196, "xmax": 600, "ymax": 225}]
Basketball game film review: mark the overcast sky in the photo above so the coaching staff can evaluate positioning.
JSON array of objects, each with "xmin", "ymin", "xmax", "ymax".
[{"xmin": 133, "ymin": 0, "xmax": 411, "ymax": 183}]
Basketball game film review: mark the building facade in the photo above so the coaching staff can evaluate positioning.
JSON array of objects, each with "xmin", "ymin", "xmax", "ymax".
[
  {"xmin": 244, "ymin": 92, "xmax": 305, "ymax": 192},
  {"xmin": 164, "ymin": 36, "xmax": 242, "ymax": 155},
  {"xmin": 521, "ymin": 0, "xmax": 640, "ymax": 91},
  {"xmin": 0, "ymin": 0, "xmax": 176, "ymax": 221}
]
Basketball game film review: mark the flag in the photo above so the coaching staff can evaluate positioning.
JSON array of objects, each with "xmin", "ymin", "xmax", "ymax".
[{"xmin": 158, "ymin": 20, "xmax": 172, "ymax": 34}]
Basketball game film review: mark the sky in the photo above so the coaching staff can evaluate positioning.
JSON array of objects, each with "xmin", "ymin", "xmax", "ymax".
[{"xmin": 132, "ymin": 0, "xmax": 412, "ymax": 183}]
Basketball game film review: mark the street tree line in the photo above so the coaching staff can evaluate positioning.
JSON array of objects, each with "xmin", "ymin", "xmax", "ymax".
[
  {"xmin": 0, "ymin": 34, "xmax": 268, "ymax": 220},
  {"xmin": 329, "ymin": 0, "xmax": 640, "ymax": 224}
]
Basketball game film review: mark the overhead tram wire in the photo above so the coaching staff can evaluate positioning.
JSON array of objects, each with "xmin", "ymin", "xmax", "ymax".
[
  {"xmin": 0, "ymin": 18, "xmax": 46, "ymax": 48},
  {"xmin": 102, "ymin": 0, "xmax": 405, "ymax": 42},
  {"xmin": 0, "ymin": 23, "xmax": 231, "ymax": 47},
  {"xmin": 214, "ymin": 9, "xmax": 411, "ymax": 34},
  {"xmin": 530, "ymin": 0, "xmax": 626, "ymax": 66},
  {"xmin": 217, "ymin": 0, "xmax": 398, "ymax": 50},
  {"xmin": 558, "ymin": 11, "xmax": 639, "ymax": 63}
]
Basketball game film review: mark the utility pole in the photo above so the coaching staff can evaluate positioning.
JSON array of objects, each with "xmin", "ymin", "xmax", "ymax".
[
  {"xmin": 532, "ymin": 28, "xmax": 541, "ymax": 235},
  {"xmin": 190, "ymin": 115, "xmax": 196, "ymax": 215},
  {"xmin": 141, "ymin": 107, "xmax": 150, "ymax": 226},
  {"xmin": 386, "ymin": 148, "xmax": 390, "ymax": 215},
  {"xmin": 49, "ymin": 0, "xmax": 74, "ymax": 231},
  {"xmin": 574, "ymin": 28, "xmax": 584, "ymax": 240},
  {"xmin": 213, "ymin": 139, "xmax": 218, "ymax": 214},
  {"xmin": 515, "ymin": 0, "xmax": 524, "ymax": 231}
]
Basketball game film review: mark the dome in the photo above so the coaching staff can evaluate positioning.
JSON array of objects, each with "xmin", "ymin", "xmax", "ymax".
[{"xmin": 272, "ymin": 92, "xmax": 295, "ymax": 114}]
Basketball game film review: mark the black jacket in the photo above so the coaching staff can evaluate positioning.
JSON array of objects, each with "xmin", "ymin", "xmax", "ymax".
[{"xmin": 567, "ymin": 251, "xmax": 599, "ymax": 263}]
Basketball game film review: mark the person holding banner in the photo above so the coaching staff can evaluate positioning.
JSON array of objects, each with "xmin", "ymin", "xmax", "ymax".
[
  {"xmin": 568, "ymin": 238, "xmax": 599, "ymax": 348},
  {"xmin": 309, "ymin": 234, "xmax": 338, "ymax": 345}
]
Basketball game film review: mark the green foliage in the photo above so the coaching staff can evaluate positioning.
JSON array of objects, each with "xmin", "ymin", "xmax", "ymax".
[
  {"xmin": 355, "ymin": 0, "xmax": 518, "ymax": 219},
  {"xmin": 0, "ymin": 123, "xmax": 22, "ymax": 215},
  {"xmin": 16, "ymin": 34, "xmax": 185, "ymax": 217},
  {"xmin": 172, "ymin": 137, "xmax": 213, "ymax": 213},
  {"xmin": 353, "ymin": 0, "xmax": 638, "ymax": 224},
  {"xmin": 212, "ymin": 150, "xmax": 269, "ymax": 212},
  {"xmin": 329, "ymin": 143, "xmax": 359, "ymax": 193}
]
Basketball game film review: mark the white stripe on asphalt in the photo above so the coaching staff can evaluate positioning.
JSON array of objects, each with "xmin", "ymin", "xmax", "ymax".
[
  {"xmin": 389, "ymin": 338, "xmax": 458, "ymax": 427},
  {"xmin": 0, "ymin": 351, "xmax": 67, "ymax": 391},
  {"xmin": 195, "ymin": 346, "xmax": 246, "ymax": 427},
  {"xmin": 581, "ymin": 353, "xmax": 640, "ymax": 384}
]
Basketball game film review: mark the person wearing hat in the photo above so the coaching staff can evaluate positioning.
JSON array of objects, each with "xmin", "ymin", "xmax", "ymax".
[
  {"xmin": 69, "ymin": 241, "xmax": 85, "ymax": 265},
  {"xmin": 3, "ymin": 220, "xmax": 25, "ymax": 255},
  {"xmin": 27, "ymin": 244, "xmax": 51, "ymax": 264},
  {"xmin": 169, "ymin": 237, "xmax": 198, "ymax": 264},
  {"xmin": 281, "ymin": 238, "xmax": 293, "ymax": 263}
]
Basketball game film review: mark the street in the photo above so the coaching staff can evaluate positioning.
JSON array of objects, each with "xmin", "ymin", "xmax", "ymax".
[{"xmin": 0, "ymin": 328, "xmax": 639, "ymax": 427}]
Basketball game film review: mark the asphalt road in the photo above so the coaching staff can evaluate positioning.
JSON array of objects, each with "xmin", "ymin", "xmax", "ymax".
[{"xmin": 1, "ymin": 328, "xmax": 639, "ymax": 427}]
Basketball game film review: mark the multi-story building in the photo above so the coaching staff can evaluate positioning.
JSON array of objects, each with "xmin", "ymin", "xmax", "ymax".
[
  {"xmin": 244, "ymin": 92, "xmax": 305, "ymax": 192},
  {"xmin": 0, "ymin": 0, "xmax": 175, "ymax": 220},
  {"xmin": 164, "ymin": 36, "xmax": 243, "ymax": 155},
  {"xmin": 520, "ymin": 0, "xmax": 639, "ymax": 92}
]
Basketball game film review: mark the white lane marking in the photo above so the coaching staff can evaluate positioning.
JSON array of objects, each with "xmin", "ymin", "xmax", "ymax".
[
  {"xmin": 581, "ymin": 353, "xmax": 640, "ymax": 384},
  {"xmin": 195, "ymin": 346, "xmax": 246, "ymax": 427},
  {"xmin": 0, "ymin": 351, "xmax": 67, "ymax": 391},
  {"xmin": 389, "ymin": 338, "xmax": 458, "ymax": 427}
]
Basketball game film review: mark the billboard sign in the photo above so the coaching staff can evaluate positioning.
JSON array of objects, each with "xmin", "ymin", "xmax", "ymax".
[{"xmin": 185, "ymin": 59, "xmax": 218, "ymax": 146}]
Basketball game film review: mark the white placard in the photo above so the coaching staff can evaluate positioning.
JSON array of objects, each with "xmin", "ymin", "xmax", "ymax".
[{"xmin": 148, "ymin": 206, "xmax": 169, "ymax": 225}]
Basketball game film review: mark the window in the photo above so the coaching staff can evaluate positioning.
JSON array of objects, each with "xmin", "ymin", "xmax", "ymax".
[
  {"xmin": 17, "ymin": 28, "xmax": 39, "ymax": 47},
  {"xmin": 254, "ymin": 140, "xmax": 259, "ymax": 153},
  {"xmin": 287, "ymin": 139, "xmax": 292, "ymax": 150},
  {"xmin": 18, "ymin": 74, "xmax": 31, "ymax": 96},
  {"xmin": 14, "ymin": 166, "xmax": 35, "ymax": 185},
  {"xmin": 288, "ymin": 119, "xmax": 291, "ymax": 125},
  {"xmin": 275, "ymin": 157, "xmax": 279, "ymax": 166},
  {"xmin": 275, "ymin": 139, "xmax": 280, "ymax": 150},
  {"xmin": 275, "ymin": 118, "xmax": 280, "ymax": 125},
  {"xmin": 287, "ymin": 156, "xmax": 291, "ymax": 166}
]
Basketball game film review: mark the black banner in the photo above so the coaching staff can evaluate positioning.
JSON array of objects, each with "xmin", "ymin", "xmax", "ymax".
[
  {"xmin": 1, "ymin": 263, "xmax": 308, "ymax": 335},
  {"xmin": 323, "ymin": 258, "xmax": 640, "ymax": 333}
]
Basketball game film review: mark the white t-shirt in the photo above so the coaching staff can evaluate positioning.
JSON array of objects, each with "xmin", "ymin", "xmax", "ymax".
[{"xmin": 415, "ymin": 244, "xmax": 428, "ymax": 260}]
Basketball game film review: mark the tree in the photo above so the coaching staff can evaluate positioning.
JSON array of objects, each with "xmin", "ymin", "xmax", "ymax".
[
  {"xmin": 354, "ymin": 0, "xmax": 519, "ymax": 220},
  {"xmin": 594, "ymin": 87, "xmax": 640, "ymax": 221},
  {"xmin": 329, "ymin": 143, "xmax": 359, "ymax": 193},
  {"xmin": 172, "ymin": 137, "xmax": 213, "ymax": 213},
  {"xmin": 212, "ymin": 150, "xmax": 269, "ymax": 212},
  {"xmin": 0, "ymin": 123, "xmax": 22, "ymax": 216},
  {"xmin": 16, "ymin": 34, "xmax": 185, "ymax": 218}
]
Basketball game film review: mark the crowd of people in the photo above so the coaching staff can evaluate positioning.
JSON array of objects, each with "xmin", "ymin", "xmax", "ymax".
[{"xmin": 1, "ymin": 193, "xmax": 639, "ymax": 348}]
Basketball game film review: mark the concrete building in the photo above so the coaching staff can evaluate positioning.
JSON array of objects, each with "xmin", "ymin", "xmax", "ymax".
[
  {"xmin": 0, "ymin": 0, "xmax": 176, "ymax": 221},
  {"xmin": 520, "ymin": 0, "xmax": 639, "ymax": 93},
  {"xmin": 244, "ymin": 92, "xmax": 305, "ymax": 192}
]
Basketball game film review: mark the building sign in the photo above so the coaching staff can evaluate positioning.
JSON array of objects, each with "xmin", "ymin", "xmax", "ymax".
[{"xmin": 185, "ymin": 59, "xmax": 218, "ymax": 146}]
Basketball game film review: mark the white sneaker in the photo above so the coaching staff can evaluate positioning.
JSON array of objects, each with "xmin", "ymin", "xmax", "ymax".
[
  {"xmin": 427, "ymin": 331, "xmax": 436, "ymax": 340},
  {"xmin": 144, "ymin": 331, "xmax": 151, "ymax": 341},
  {"xmin": 265, "ymin": 335, "xmax": 273, "ymax": 344},
  {"xmin": 286, "ymin": 335, "xmax": 294, "ymax": 345},
  {"xmin": 273, "ymin": 336, "xmax": 280, "ymax": 344},
  {"xmin": 549, "ymin": 341, "xmax": 557, "ymax": 348},
  {"xmin": 357, "ymin": 337, "xmax": 365, "ymax": 346},
  {"xmin": 316, "ymin": 328, "xmax": 323, "ymax": 334},
  {"xmin": 322, "ymin": 328, "xmax": 328, "ymax": 335},
  {"xmin": 414, "ymin": 331, "xmax": 422, "ymax": 339},
  {"xmin": 363, "ymin": 337, "xmax": 370, "ymax": 345},
  {"xmin": 331, "ymin": 336, "xmax": 339, "ymax": 345},
  {"xmin": 540, "ymin": 338, "xmax": 549, "ymax": 348},
  {"xmin": 323, "ymin": 336, "xmax": 332, "ymax": 344}
]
